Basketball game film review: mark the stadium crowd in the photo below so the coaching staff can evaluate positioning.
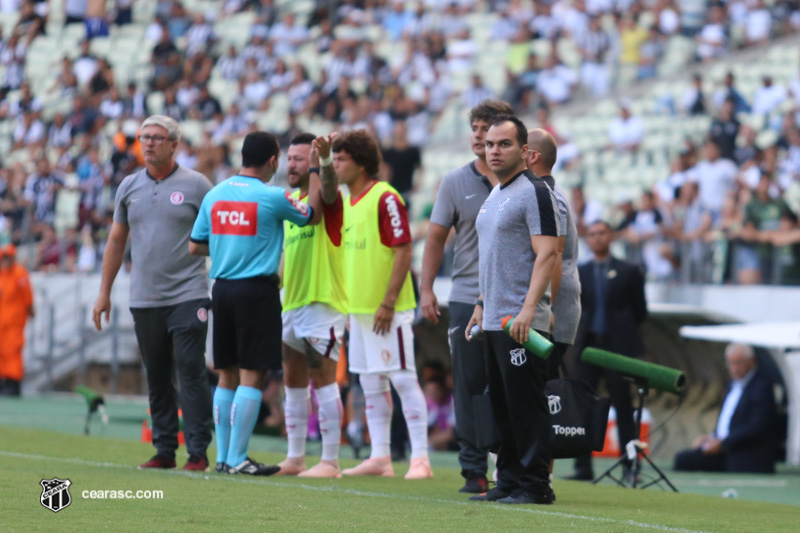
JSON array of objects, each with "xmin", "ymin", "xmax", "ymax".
[{"xmin": 1, "ymin": 0, "xmax": 800, "ymax": 285}]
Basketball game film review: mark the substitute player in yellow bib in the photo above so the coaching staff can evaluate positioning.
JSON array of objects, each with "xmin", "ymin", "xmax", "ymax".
[
  {"xmin": 277, "ymin": 133, "xmax": 347, "ymax": 478},
  {"xmin": 315, "ymin": 130, "xmax": 432, "ymax": 479}
]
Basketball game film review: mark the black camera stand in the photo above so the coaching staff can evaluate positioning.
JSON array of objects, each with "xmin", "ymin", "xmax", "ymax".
[{"xmin": 592, "ymin": 380, "xmax": 678, "ymax": 492}]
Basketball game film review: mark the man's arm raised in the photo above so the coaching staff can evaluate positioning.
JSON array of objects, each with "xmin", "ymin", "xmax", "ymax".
[{"xmin": 313, "ymin": 133, "xmax": 339, "ymax": 205}]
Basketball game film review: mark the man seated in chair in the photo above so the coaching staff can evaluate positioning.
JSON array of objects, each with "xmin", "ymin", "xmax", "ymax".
[{"xmin": 674, "ymin": 343, "xmax": 778, "ymax": 474}]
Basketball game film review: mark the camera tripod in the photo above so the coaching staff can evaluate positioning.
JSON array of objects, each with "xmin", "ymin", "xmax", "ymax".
[{"xmin": 592, "ymin": 379, "xmax": 678, "ymax": 492}]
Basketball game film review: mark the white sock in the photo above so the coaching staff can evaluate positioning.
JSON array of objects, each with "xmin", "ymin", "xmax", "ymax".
[
  {"xmin": 389, "ymin": 370, "xmax": 429, "ymax": 459},
  {"xmin": 360, "ymin": 373, "xmax": 392, "ymax": 459},
  {"xmin": 315, "ymin": 383, "xmax": 342, "ymax": 462},
  {"xmin": 284, "ymin": 386, "xmax": 310, "ymax": 458}
]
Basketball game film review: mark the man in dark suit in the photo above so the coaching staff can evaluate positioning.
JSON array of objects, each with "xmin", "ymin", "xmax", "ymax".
[
  {"xmin": 674, "ymin": 343, "xmax": 777, "ymax": 474},
  {"xmin": 567, "ymin": 220, "xmax": 648, "ymax": 480}
]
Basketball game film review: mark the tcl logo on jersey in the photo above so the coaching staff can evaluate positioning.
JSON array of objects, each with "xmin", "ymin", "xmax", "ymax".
[
  {"xmin": 384, "ymin": 195, "xmax": 404, "ymax": 238},
  {"xmin": 212, "ymin": 201, "xmax": 257, "ymax": 236},
  {"xmin": 285, "ymin": 191, "xmax": 310, "ymax": 216}
]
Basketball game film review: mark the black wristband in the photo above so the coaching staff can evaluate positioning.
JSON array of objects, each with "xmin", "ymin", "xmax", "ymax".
[
  {"xmin": 308, "ymin": 167, "xmax": 321, "ymax": 175},
  {"xmin": 475, "ymin": 299, "xmax": 484, "ymax": 307}
]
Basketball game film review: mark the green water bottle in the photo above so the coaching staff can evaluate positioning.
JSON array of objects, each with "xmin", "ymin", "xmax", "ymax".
[{"xmin": 500, "ymin": 315, "xmax": 553, "ymax": 359}]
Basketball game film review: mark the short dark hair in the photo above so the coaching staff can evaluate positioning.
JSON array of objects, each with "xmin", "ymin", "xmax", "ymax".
[
  {"xmin": 590, "ymin": 220, "xmax": 613, "ymax": 231},
  {"xmin": 290, "ymin": 132, "xmax": 316, "ymax": 146},
  {"xmin": 490, "ymin": 114, "xmax": 527, "ymax": 148},
  {"xmin": 469, "ymin": 99, "xmax": 514, "ymax": 126},
  {"xmin": 332, "ymin": 130, "xmax": 382, "ymax": 177},
  {"xmin": 241, "ymin": 131, "xmax": 279, "ymax": 167}
]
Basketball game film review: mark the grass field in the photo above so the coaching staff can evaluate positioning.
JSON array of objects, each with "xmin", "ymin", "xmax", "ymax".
[{"xmin": 2, "ymin": 395, "xmax": 799, "ymax": 532}]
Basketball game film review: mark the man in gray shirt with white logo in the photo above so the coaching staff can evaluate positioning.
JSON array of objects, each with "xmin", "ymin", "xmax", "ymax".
[
  {"xmin": 526, "ymin": 128, "xmax": 581, "ymax": 376},
  {"xmin": 93, "ymin": 115, "xmax": 213, "ymax": 471},
  {"xmin": 420, "ymin": 99, "xmax": 513, "ymax": 494},
  {"xmin": 467, "ymin": 115, "xmax": 559, "ymax": 505}
]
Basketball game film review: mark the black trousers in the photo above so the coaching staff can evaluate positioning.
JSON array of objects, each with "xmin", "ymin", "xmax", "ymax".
[
  {"xmin": 674, "ymin": 449, "xmax": 726, "ymax": 472},
  {"xmin": 573, "ymin": 334, "xmax": 636, "ymax": 474},
  {"xmin": 449, "ymin": 302, "xmax": 489, "ymax": 478},
  {"xmin": 131, "ymin": 298, "xmax": 213, "ymax": 461},
  {"xmin": 485, "ymin": 330, "xmax": 551, "ymax": 493},
  {"xmin": 0, "ymin": 378, "xmax": 21, "ymax": 396}
]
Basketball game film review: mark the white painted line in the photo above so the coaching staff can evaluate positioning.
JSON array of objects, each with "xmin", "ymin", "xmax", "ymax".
[
  {"xmin": 0, "ymin": 450, "xmax": 708, "ymax": 533},
  {"xmin": 693, "ymin": 479, "xmax": 789, "ymax": 488}
]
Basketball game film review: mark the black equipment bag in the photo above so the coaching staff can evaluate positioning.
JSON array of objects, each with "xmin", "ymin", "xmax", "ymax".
[
  {"xmin": 545, "ymin": 378, "xmax": 610, "ymax": 459},
  {"xmin": 472, "ymin": 378, "xmax": 610, "ymax": 458},
  {"xmin": 472, "ymin": 392, "xmax": 501, "ymax": 451}
]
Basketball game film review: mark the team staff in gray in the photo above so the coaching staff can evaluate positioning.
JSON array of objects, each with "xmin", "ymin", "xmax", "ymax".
[
  {"xmin": 420, "ymin": 99, "xmax": 514, "ymax": 494},
  {"xmin": 467, "ymin": 115, "xmax": 560, "ymax": 505},
  {"xmin": 525, "ymin": 128, "xmax": 581, "ymax": 377},
  {"xmin": 93, "ymin": 115, "xmax": 213, "ymax": 472}
]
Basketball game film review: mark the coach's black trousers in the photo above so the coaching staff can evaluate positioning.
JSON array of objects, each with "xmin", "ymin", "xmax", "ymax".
[
  {"xmin": 131, "ymin": 298, "xmax": 212, "ymax": 461},
  {"xmin": 485, "ymin": 330, "xmax": 551, "ymax": 493},
  {"xmin": 449, "ymin": 302, "xmax": 490, "ymax": 479}
]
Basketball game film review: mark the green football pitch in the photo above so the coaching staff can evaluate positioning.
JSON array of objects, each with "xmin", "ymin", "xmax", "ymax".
[{"xmin": 1, "ymin": 395, "xmax": 798, "ymax": 532}]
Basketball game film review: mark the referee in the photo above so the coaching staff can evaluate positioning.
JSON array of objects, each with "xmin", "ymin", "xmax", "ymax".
[
  {"xmin": 189, "ymin": 131, "xmax": 322, "ymax": 475},
  {"xmin": 467, "ymin": 115, "xmax": 560, "ymax": 505}
]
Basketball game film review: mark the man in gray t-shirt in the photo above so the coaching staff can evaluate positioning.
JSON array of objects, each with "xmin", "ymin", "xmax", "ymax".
[
  {"xmin": 526, "ymin": 128, "xmax": 581, "ymax": 379},
  {"xmin": 467, "ymin": 116, "xmax": 559, "ymax": 505},
  {"xmin": 92, "ymin": 115, "xmax": 213, "ymax": 472},
  {"xmin": 420, "ymin": 99, "xmax": 512, "ymax": 494}
]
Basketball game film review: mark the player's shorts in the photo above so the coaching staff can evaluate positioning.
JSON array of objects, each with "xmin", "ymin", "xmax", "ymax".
[
  {"xmin": 348, "ymin": 310, "xmax": 415, "ymax": 374},
  {"xmin": 212, "ymin": 276, "xmax": 282, "ymax": 371},
  {"xmin": 282, "ymin": 302, "xmax": 346, "ymax": 361}
]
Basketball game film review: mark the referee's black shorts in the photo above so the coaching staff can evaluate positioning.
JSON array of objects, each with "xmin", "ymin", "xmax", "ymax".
[{"xmin": 212, "ymin": 275, "xmax": 282, "ymax": 371}]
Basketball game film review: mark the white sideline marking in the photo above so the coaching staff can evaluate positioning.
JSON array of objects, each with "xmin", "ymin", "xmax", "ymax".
[
  {"xmin": 0, "ymin": 450, "xmax": 707, "ymax": 533},
  {"xmin": 693, "ymin": 479, "xmax": 788, "ymax": 488}
]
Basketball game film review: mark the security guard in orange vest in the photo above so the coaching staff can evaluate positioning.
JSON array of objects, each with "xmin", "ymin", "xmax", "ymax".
[{"xmin": 0, "ymin": 244, "xmax": 34, "ymax": 396}]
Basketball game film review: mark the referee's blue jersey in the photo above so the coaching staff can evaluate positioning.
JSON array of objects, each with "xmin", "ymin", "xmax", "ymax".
[{"xmin": 191, "ymin": 175, "xmax": 313, "ymax": 280}]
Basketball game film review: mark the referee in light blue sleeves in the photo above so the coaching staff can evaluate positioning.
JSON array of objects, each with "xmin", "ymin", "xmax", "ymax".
[{"xmin": 189, "ymin": 131, "xmax": 323, "ymax": 475}]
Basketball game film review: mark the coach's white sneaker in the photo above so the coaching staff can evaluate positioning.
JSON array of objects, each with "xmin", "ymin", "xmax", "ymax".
[
  {"xmin": 298, "ymin": 460, "xmax": 341, "ymax": 478},
  {"xmin": 404, "ymin": 457, "xmax": 433, "ymax": 480},
  {"xmin": 276, "ymin": 456, "xmax": 307, "ymax": 476},
  {"xmin": 341, "ymin": 456, "xmax": 394, "ymax": 477}
]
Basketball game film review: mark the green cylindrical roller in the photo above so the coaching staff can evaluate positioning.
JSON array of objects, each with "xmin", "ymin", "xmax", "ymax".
[{"xmin": 581, "ymin": 348, "xmax": 686, "ymax": 394}]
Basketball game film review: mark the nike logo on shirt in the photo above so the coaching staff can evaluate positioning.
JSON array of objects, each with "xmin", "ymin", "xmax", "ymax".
[
  {"xmin": 465, "ymin": 194, "xmax": 476, "ymax": 199},
  {"xmin": 448, "ymin": 326, "xmax": 460, "ymax": 335},
  {"xmin": 345, "ymin": 226, "xmax": 354, "ymax": 232}
]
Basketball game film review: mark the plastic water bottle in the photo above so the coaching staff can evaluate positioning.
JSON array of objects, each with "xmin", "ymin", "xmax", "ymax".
[
  {"xmin": 722, "ymin": 488, "xmax": 738, "ymax": 499},
  {"xmin": 468, "ymin": 324, "xmax": 483, "ymax": 341},
  {"xmin": 500, "ymin": 315, "xmax": 554, "ymax": 359}
]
